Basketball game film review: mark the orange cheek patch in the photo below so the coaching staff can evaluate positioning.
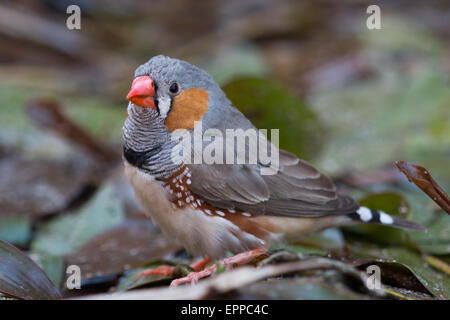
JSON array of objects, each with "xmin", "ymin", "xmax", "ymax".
[{"xmin": 165, "ymin": 88, "xmax": 209, "ymax": 131}]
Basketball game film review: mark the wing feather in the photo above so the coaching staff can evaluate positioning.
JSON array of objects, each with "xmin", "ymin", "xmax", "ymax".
[{"xmin": 188, "ymin": 149, "xmax": 359, "ymax": 217}]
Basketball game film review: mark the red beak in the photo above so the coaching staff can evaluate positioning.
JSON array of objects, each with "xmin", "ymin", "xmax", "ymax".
[{"xmin": 126, "ymin": 76, "xmax": 156, "ymax": 109}]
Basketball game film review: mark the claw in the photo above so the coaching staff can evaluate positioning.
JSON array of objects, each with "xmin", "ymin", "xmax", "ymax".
[{"xmin": 169, "ymin": 265, "xmax": 217, "ymax": 288}]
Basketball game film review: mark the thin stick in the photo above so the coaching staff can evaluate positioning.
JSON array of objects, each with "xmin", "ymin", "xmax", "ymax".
[{"xmin": 395, "ymin": 161, "xmax": 450, "ymax": 215}]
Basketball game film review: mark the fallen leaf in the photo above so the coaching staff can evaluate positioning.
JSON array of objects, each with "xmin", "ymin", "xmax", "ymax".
[{"xmin": 395, "ymin": 161, "xmax": 450, "ymax": 215}]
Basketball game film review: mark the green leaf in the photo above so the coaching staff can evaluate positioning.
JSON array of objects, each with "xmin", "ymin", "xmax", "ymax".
[
  {"xmin": 222, "ymin": 78, "xmax": 324, "ymax": 160},
  {"xmin": 0, "ymin": 240, "xmax": 61, "ymax": 300},
  {"xmin": 31, "ymin": 185, "xmax": 125, "ymax": 256}
]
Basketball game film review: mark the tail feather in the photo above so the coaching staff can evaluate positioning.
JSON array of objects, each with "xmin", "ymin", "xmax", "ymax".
[{"xmin": 348, "ymin": 206, "xmax": 426, "ymax": 231}]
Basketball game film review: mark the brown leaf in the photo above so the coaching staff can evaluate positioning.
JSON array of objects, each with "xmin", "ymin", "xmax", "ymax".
[{"xmin": 395, "ymin": 161, "xmax": 450, "ymax": 215}]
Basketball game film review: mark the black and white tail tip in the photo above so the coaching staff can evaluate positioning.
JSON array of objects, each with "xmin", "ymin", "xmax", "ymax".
[{"xmin": 348, "ymin": 207, "xmax": 426, "ymax": 231}]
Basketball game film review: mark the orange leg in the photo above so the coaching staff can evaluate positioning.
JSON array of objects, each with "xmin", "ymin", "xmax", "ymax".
[
  {"xmin": 134, "ymin": 256, "xmax": 212, "ymax": 281},
  {"xmin": 169, "ymin": 247, "xmax": 267, "ymax": 288},
  {"xmin": 135, "ymin": 265, "xmax": 175, "ymax": 280},
  {"xmin": 221, "ymin": 247, "xmax": 267, "ymax": 266},
  {"xmin": 190, "ymin": 256, "xmax": 212, "ymax": 272}
]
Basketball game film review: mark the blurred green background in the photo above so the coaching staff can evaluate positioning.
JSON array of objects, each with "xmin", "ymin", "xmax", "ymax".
[{"xmin": 0, "ymin": 0, "xmax": 449, "ymax": 299}]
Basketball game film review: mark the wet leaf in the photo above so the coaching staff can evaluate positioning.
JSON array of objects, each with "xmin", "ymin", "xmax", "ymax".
[
  {"xmin": 31, "ymin": 185, "xmax": 125, "ymax": 256},
  {"xmin": 222, "ymin": 78, "xmax": 324, "ymax": 160},
  {"xmin": 0, "ymin": 240, "xmax": 61, "ymax": 300}
]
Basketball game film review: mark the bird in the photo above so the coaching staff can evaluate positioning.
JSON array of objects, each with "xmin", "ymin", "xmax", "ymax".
[{"xmin": 122, "ymin": 55, "xmax": 425, "ymax": 287}]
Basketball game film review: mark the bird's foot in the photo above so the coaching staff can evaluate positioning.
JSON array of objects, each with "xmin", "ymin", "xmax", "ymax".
[
  {"xmin": 221, "ymin": 247, "xmax": 267, "ymax": 266},
  {"xmin": 189, "ymin": 256, "xmax": 212, "ymax": 272},
  {"xmin": 169, "ymin": 247, "xmax": 267, "ymax": 287},
  {"xmin": 170, "ymin": 264, "xmax": 217, "ymax": 288}
]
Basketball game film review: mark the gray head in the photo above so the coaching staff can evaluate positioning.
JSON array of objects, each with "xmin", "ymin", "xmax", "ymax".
[{"xmin": 132, "ymin": 55, "xmax": 223, "ymax": 121}]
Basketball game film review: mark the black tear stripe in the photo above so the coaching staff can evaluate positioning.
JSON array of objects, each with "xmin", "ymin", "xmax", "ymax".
[{"xmin": 123, "ymin": 145, "xmax": 162, "ymax": 169}]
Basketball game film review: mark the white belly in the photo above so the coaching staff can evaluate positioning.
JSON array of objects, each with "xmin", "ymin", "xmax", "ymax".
[{"xmin": 124, "ymin": 163, "xmax": 265, "ymax": 258}]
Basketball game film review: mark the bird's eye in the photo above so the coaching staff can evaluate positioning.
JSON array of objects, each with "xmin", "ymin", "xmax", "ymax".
[{"xmin": 169, "ymin": 82, "xmax": 179, "ymax": 94}]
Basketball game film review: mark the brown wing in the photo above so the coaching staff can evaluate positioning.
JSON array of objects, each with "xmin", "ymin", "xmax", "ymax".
[{"xmin": 188, "ymin": 149, "xmax": 359, "ymax": 218}]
